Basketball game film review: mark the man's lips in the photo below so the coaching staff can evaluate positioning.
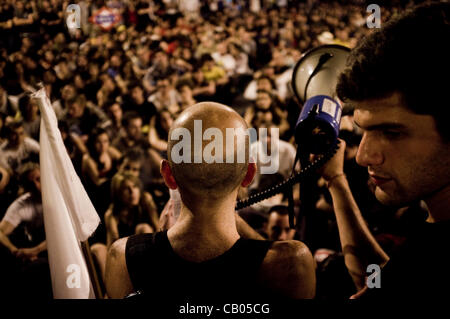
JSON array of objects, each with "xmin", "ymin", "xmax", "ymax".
[{"xmin": 369, "ymin": 175, "xmax": 392, "ymax": 186}]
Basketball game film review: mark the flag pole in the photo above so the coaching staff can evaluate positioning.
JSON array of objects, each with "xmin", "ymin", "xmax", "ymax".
[{"xmin": 81, "ymin": 240, "xmax": 104, "ymax": 299}]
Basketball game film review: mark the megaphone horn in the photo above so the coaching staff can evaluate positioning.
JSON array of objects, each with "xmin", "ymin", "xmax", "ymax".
[{"xmin": 292, "ymin": 44, "xmax": 350, "ymax": 154}]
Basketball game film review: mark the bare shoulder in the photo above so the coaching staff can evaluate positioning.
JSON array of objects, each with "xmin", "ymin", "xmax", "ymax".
[
  {"xmin": 259, "ymin": 240, "xmax": 316, "ymax": 299},
  {"xmin": 105, "ymin": 237, "xmax": 134, "ymax": 298}
]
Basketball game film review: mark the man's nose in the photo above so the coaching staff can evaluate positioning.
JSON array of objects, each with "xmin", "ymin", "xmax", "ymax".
[
  {"xmin": 356, "ymin": 134, "xmax": 384, "ymax": 167},
  {"xmin": 278, "ymin": 231, "xmax": 288, "ymax": 241}
]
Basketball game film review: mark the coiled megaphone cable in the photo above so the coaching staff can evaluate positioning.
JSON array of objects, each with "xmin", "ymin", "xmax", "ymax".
[{"xmin": 235, "ymin": 140, "xmax": 340, "ymax": 211}]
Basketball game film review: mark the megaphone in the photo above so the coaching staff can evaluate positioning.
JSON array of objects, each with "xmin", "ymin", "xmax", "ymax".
[{"xmin": 292, "ymin": 44, "xmax": 350, "ymax": 154}]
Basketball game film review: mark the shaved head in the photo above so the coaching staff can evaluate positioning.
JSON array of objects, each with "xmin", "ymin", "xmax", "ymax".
[{"xmin": 167, "ymin": 102, "xmax": 250, "ymax": 199}]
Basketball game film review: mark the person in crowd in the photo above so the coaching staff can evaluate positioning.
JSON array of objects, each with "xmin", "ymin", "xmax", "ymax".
[
  {"xmin": 58, "ymin": 119, "xmax": 87, "ymax": 176},
  {"xmin": 106, "ymin": 173, "xmax": 159, "ymax": 247},
  {"xmin": 0, "ymin": 162, "xmax": 51, "ymax": 299},
  {"xmin": 104, "ymin": 99, "xmax": 126, "ymax": 138},
  {"xmin": 112, "ymin": 111, "xmax": 164, "ymax": 193},
  {"xmin": 148, "ymin": 77, "xmax": 180, "ymax": 113},
  {"xmin": 0, "ymin": 162, "xmax": 45, "ymax": 260},
  {"xmin": 148, "ymin": 108, "xmax": 174, "ymax": 156},
  {"xmin": 104, "ymin": 102, "xmax": 316, "ymax": 300},
  {"xmin": 0, "ymin": 120, "xmax": 39, "ymax": 177},
  {"xmin": 91, "ymin": 172, "xmax": 159, "ymax": 282},
  {"xmin": 0, "ymin": 0, "xmax": 421, "ymax": 300},
  {"xmin": 63, "ymin": 94, "xmax": 111, "ymax": 143},
  {"xmin": 123, "ymin": 83, "xmax": 157, "ymax": 127},
  {"xmin": 266, "ymin": 204, "xmax": 297, "ymax": 241},
  {"xmin": 320, "ymin": 2, "xmax": 450, "ymax": 300},
  {"xmin": 245, "ymin": 89, "xmax": 289, "ymax": 138},
  {"xmin": 175, "ymin": 81, "xmax": 197, "ymax": 112},
  {"xmin": 18, "ymin": 94, "xmax": 40, "ymax": 141},
  {"xmin": 82, "ymin": 126, "xmax": 121, "ymax": 214}
]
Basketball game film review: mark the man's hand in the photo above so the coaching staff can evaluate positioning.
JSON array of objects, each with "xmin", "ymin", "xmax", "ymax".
[
  {"xmin": 318, "ymin": 139, "xmax": 346, "ymax": 181},
  {"xmin": 14, "ymin": 247, "xmax": 39, "ymax": 262},
  {"xmin": 350, "ymin": 285, "xmax": 369, "ymax": 299}
]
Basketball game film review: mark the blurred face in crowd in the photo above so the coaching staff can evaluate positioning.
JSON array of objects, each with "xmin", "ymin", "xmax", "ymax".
[
  {"xmin": 42, "ymin": 0, "xmax": 50, "ymax": 10},
  {"xmin": 43, "ymin": 70, "xmax": 56, "ymax": 84},
  {"xmin": 216, "ymin": 41, "xmax": 228, "ymax": 55},
  {"xmin": 179, "ymin": 85, "xmax": 193, "ymax": 103},
  {"xmin": 8, "ymin": 125, "xmax": 26, "ymax": 147},
  {"xmin": 266, "ymin": 211, "xmax": 295, "ymax": 241},
  {"xmin": 28, "ymin": 168, "xmax": 41, "ymax": 194},
  {"xmin": 126, "ymin": 117, "xmax": 142, "ymax": 141},
  {"xmin": 108, "ymin": 103, "xmax": 122, "ymax": 124},
  {"xmin": 102, "ymin": 77, "xmax": 116, "ymax": 91},
  {"xmin": 120, "ymin": 179, "xmax": 141, "ymax": 207},
  {"xmin": 111, "ymin": 55, "xmax": 121, "ymax": 68},
  {"xmin": 44, "ymin": 51, "xmax": 55, "ymax": 64},
  {"xmin": 16, "ymin": 1, "xmax": 24, "ymax": 11},
  {"xmin": 354, "ymin": 92, "xmax": 450, "ymax": 208},
  {"xmin": 61, "ymin": 84, "xmax": 76, "ymax": 101},
  {"xmin": 131, "ymin": 86, "xmax": 144, "ymax": 104},
  {"xmin": 74, "ymin": 74, "xmax": 85, "ymax": 89},
  {"xmin": 89, "ymin": 63, "xmax": 99, "ymax": 78},
  {"xmin": 257, "ymin": 78, "xmax": 272, "ymax": 92},
  {"xmin": 25, "ymin": 99, "xmax": 39, "ymax": 120},
  {"xmin": 157, "ymin": 79, "xmax": 170, "ymax": 94},
  {"xmin": 94, "ymin": 132, "xmax": 110, "ymax": 154},
  {"xmin": 160, "ymin": 110, "xmax": 173, "ymax": 133},
  {"xmin": 194, "ymin": 69, "xmax": 205, "ymax": 83},
  {"xmin": 121, "ymin": 159, "xmax": 141, "ymax": 177},
  {"xmin": 256, "ymin": 91, "xmax": 272, "ymax": 110},
  {"xmin": 155, "ymin": 51, "xmax": 169, "ymax": 68},
  {"xmin": 67, "ymin": 101, "xmax": 85, "ymax": 119},
  {"xmin": 181, "ymin": 48, "xmax": 192, "ymax": 61},
  {"xmin": 77, "ymin": 55, "xmax": 88, "ymax": 69}
]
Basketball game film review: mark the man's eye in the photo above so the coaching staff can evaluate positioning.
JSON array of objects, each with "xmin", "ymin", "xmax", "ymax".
[{"xmin": 383, "ymin": 131, "xmax": 402, "ymax": 138}]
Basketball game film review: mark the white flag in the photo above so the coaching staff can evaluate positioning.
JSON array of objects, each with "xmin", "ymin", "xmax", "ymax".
[{"xmin": 33, "ymin": 88, "xmax": 100, "ymax": 299}]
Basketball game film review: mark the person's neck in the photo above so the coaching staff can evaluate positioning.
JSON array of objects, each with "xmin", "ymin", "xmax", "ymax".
[
  {"xmin": 167, "ymin": 192, "xmax": 240, "ymax": 261},
  {"xmin": 425, "ymin": 184, "xmax": 450, "ymax": 223},
  {"xmin": 135, "ymin": 97, "xmax": 144, "ymax": 105}
]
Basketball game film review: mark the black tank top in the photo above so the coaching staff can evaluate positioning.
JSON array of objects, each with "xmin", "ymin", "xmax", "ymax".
[{"xmin": 125, "ymin": 231, "xmax": 278, "ymax": 302}]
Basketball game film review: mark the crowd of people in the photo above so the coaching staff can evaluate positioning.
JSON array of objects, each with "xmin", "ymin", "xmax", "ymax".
[{"xmin": 0, "ymin": 0, "xmax": 436, "ymax": 301}]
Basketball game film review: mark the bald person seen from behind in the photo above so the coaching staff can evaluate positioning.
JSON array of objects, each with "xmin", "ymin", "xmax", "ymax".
[{"xmin": 104, "ymin": 102, "xmax": 315, "ymax": 301}]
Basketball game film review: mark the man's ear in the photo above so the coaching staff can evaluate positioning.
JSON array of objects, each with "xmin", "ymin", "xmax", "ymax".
[
  {"xmin": 160, "ymin": 159, "xmax": 178, "ymax": 190},
  {"xmin": 241, "ymin": 162, "xmax": 256, "ymax": 187}
]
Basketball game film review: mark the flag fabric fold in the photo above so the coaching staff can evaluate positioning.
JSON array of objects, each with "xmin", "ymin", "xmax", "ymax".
[{"xmin": 33, "ymin": 88, "xmax": 100, "ymax": 299}]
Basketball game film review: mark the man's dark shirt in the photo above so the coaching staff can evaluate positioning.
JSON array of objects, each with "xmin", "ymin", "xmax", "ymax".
[
  {"xmin": 125, "ymin": 230, "xmax": 279, "ymax": 303},
  {"xmin": 363, "ymin": 216, "xmax": 450, "ymax": 300}
]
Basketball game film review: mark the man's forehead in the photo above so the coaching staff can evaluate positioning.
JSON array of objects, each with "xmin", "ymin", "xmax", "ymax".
[{"xmin": 352, "ymin": 93, "xmax": 411, "ymax": 126}]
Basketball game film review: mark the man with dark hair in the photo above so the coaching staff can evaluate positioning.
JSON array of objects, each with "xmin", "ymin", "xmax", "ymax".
[
  {"xmin": 112, "ymin": 111, "xmax": 149, "ymax": 153},
  {"xmin": 321, "ymin": 2, "xmax": 450, "ymax": 299},
  {"xmin": 113, "ymin": 111, "xmax": 164, "ymax": 194},
  {"xmin": 0, "ymin": 120, "xmax": 39, "ymax": 176},
  {"xmin": 104, "ymin": 102, "xmax": 315, "ymax": 301},
  {"xmin": 63, "ymin": 94, "xmax": 111, "ymax": 142},
  {"xmin": 0, "ymin": 162, "xmax": 45, "ymax": 258}
]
